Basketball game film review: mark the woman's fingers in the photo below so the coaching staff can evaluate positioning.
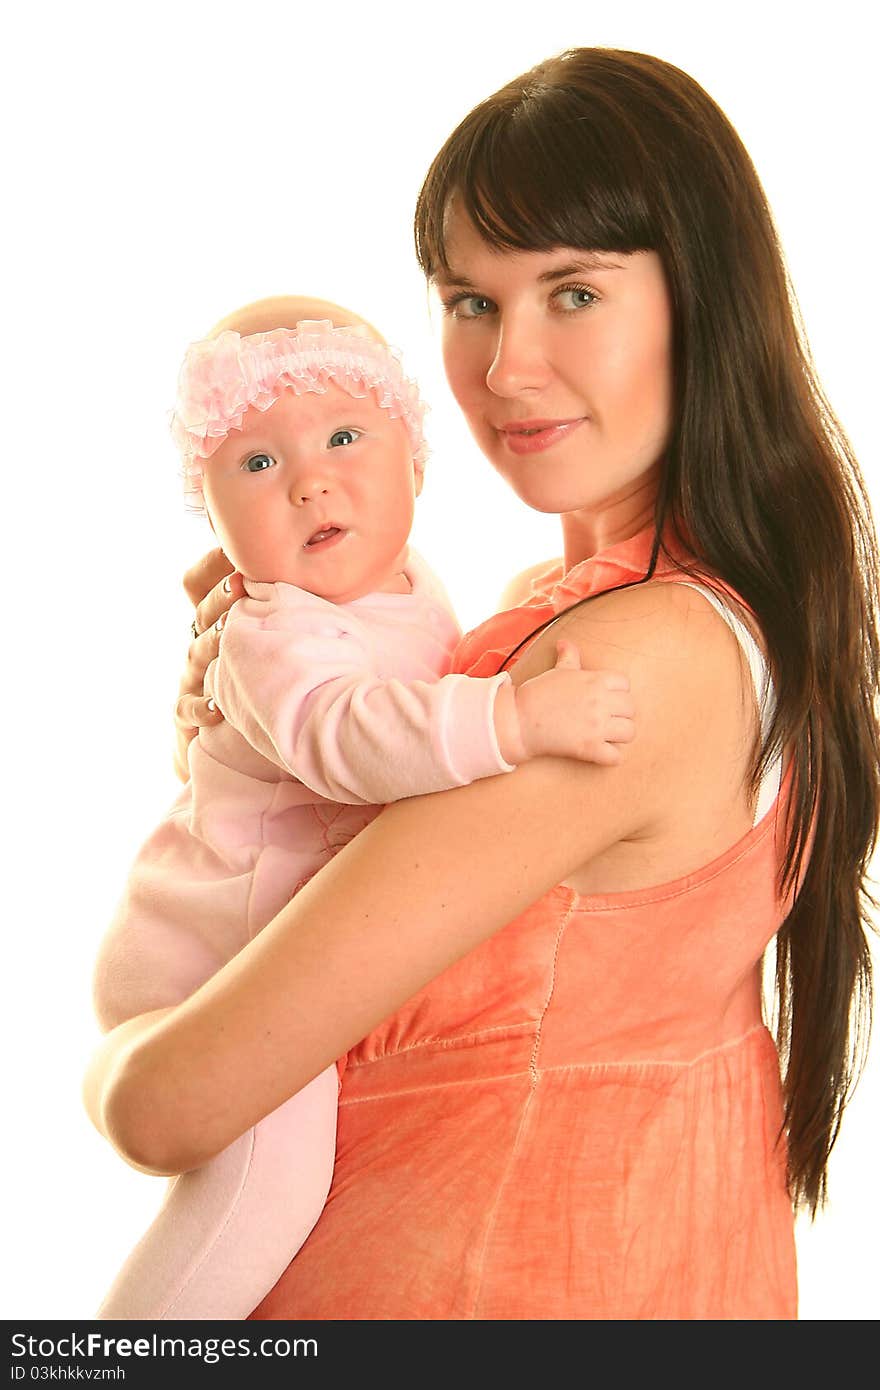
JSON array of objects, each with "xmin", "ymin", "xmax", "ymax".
[
  {"xmin": 191, "ymin": 568, "xmax": 245, "ymax": 639},
  {"xmin": 174, "ymin": 664, "xmax": 225, "ymax": 780},
  {"xmin": 175, "ymin": 692, "xmax": 224, "ymax": 733},
  {"xmin": 173, "ymin": 691, "xmax": 223, "ymax": 782},
  {"xmin": 185, "ymin": 614, "xmax": 226, "ymax": 685},
  {"xmin": 174, "ymin": 550, "xmax": 241, "ymax": 782},
  {"xmin": 183, "ymin": 547, "xmax": 235, "ymax": 608}
]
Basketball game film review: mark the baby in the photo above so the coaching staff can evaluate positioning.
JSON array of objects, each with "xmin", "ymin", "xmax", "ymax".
[{"xmin": 90, "ymin": 295, "xmax": 633, "ymax": 1320}]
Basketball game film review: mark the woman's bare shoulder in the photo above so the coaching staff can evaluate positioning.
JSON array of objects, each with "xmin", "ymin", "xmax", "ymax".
[
  {"xmin": 513, "ymin": 578, "xmax": 758, "ymax": 787},
  {"xmin": 497, "ymin": 557, "xmax": 563, "ymax": 610},
  {"xmin": 518, "ymin": 578, "xmax": 739, "ymax": 671}
]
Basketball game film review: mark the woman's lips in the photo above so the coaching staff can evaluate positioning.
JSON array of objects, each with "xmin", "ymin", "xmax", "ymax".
[
  {"xmin": 304, "ymin": 525, "xmax": 347, "ymax": 551},
  {"xmin": 497, "ymin": 418, "xmax": 586, "ymax": 455}
]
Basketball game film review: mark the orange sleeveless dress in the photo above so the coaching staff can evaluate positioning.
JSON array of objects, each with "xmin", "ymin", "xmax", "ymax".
[{"xmin": 250, "ymin": 528, "xmax": 798, "ymax": 1320}]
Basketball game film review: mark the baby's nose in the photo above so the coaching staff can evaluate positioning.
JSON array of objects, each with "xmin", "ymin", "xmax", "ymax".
[{"xmin": 291, "ymin": 475, "xmax": 331, "ymax": 505}]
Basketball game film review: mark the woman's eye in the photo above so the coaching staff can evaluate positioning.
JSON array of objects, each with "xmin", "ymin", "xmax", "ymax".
[
  {"xmin": 242, "ymin": 453, "xmax": 276, "ymax": 473},
  {"xmin": 442, "ymin": 293, "xmax": 496, "ymax": 320},
  {"xmin": 328, "ymin": 429, "xmax": 360, "ymax": 448},
  {"xmin": 555, "ymin": 285, "xmax": 598, "ymax": 311}
]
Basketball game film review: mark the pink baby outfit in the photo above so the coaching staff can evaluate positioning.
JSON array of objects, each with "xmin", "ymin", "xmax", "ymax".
[
  {"xmin": 92, "ymin": 548, "xmax": 512, "ymax": 1320},
  {"xmin": 250, "ymin": 527, "xmax": 798, "ymax": 1321}
]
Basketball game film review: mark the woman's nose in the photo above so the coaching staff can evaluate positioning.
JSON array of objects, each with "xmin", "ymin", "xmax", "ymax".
[{"xmin": 485, "ymin": 318, "xmax": 550, "ymax": 397}]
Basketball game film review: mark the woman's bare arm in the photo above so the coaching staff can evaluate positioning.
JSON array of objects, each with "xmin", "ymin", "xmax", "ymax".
[
  {"xmin": 96, "ymin": 582, "xmax": 743, "ymax": 1174},
  {"xmin": 83, "ymin": 1007, "xmax": 177, "ymax": 1174}
]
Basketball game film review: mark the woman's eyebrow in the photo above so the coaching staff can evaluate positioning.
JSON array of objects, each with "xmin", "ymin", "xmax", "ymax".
[
  {"xmin": 433, "ymin": 267, "xmax": 478, "ymax": 289},
  {"xmin": 434, "ymin": 255, "xmax": 626, "ymax": 289},
  {"xmin": 538, "ymin": 258, "xmax": 625, "ymax": 282}
]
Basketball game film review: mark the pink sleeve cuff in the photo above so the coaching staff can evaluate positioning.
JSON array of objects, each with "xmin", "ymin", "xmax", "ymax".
[{"xmin": 432, "ymin": 670, "xmax": 516, "ymax": 782}]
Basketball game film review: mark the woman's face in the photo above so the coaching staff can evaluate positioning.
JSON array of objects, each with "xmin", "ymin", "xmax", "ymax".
[{"xmin": 435, "ymin": 208, "xmax": 673, "ymax": 521}]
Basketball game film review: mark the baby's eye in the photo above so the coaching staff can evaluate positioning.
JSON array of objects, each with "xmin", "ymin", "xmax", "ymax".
[
  {"xmin": 328, "ymin": 428, "xmax": 361, "ymax": 448},
  {"xmin": 242, "ymin": 453, "xmax": 276, "ymax": 473}
]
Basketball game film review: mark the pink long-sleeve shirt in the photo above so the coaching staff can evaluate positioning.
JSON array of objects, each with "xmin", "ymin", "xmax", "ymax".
[{"xmin": 93, "ymin": 549, "xmax": 513, "ymax": 1033}]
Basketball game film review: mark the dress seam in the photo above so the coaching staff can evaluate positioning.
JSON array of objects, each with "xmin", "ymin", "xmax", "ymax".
[
  {"xmin": 537, "ymin": 1022, "xmax": 773, "ymax": 1074},
  {"xmin": 338, "ymin": 1023, "xmax": 775, "ymax": 1105},
  {"xmin": 339, "ymin": 1068, "xmax": 533, "ymax": 1106},
  {"xmin": 469, "ymin": 901, "xmax": 572, "ymax": 1318},
  {"xmin": 528, "ymin": 898, "xmax": 574, "ymax": 1081},
  {"xmin": 345, "ymin": 1019, "xmax": 537, "ymax": 1070}
]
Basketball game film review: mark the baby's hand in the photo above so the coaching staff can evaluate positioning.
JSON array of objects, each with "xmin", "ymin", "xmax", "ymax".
[{"xmin": 507, "ymin": 639, "xmax": 635, "ymax": 767}]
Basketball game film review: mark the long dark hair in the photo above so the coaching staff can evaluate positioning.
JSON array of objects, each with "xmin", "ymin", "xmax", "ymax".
[{"xmin": 414, "ymin": 48, "xmax": 879, "ymax": 1214}]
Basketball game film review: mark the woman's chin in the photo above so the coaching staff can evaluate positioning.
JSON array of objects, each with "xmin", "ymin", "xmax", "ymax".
[{"xmin": 499, "ymin": 476, "xmax": 602, "ymax": 516}]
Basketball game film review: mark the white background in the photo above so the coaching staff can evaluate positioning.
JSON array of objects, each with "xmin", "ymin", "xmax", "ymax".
[{"xmin": 2, "ymin": 0, "xmax": 877, "ymax": 1322}]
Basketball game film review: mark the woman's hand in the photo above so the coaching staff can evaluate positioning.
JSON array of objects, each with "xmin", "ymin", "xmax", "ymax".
[{"xmin": 174, "ymin": 548, "xmax": 244, "ymax": 781}]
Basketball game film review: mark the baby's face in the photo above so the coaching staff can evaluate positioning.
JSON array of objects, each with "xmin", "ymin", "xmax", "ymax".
[{"xmin": 201, "ymin": 383, "xmax": 419, "ymax": 600}]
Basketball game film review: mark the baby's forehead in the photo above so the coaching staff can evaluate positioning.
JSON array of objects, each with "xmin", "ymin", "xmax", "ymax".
[{"xmin": 244, "ymin": 381, "xmax": 404, "ymax": 432}]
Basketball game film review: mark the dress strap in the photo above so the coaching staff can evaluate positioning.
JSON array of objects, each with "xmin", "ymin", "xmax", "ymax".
[{"xmin": 672, "ymin": 582, "xmax": 783, "ymax": 826}]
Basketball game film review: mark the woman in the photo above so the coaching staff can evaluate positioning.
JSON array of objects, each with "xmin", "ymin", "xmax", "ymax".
[{"xmin": 85, "ymin": 48, "xmax": 879, "ymax": 1319}]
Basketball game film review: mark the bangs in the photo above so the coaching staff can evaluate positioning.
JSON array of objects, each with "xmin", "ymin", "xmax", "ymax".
[{"xmin": 415, "ymin": 80, "xmax": 660, "ymax": 277}]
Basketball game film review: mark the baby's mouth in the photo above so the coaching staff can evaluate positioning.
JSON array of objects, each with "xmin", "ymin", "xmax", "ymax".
[{"xmin": 304, "ymin": 525, "xmax": 345, "ymax": 549}]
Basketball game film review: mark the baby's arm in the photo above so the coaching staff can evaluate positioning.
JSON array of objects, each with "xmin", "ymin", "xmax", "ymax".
[{"xmin": 210, "ymin": 593, "xmax": 633, "ymax": 806}]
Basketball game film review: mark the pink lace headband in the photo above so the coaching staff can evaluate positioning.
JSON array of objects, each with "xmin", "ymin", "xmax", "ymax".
[{"xmin": 171, "ymin": 320, "xmax": 429, "ymax": 510}]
